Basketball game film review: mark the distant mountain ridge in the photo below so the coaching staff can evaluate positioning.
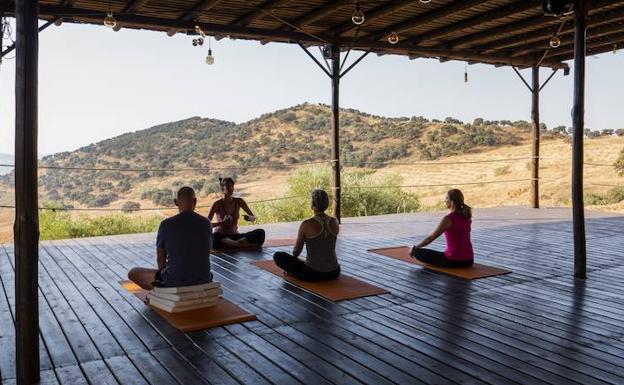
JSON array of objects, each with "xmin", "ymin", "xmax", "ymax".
[
  {"xmin": 0, "ymin": 153, "xmax": 13, "ymax": 176},
  {"xmin": 1, "ymin": 103, "xmax": 544, "ymax": 208}
]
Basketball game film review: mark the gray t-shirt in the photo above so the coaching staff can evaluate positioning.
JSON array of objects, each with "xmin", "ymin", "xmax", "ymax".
[{"xmin": 156, "ymin": 211, "xmax": 213, "ymax": 287}]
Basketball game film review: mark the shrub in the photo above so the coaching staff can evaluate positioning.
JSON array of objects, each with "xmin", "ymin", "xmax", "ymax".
[
  {"xmin": 494, "ymin": 165, "xmax": 511, "ymax": 176},
  {"xmin": 585, "ymin": 187, "xmax": 624, "ymax": 206},
  {"xmin": 39, "ymin": 211, "xmax": 161, "ymax": 240},
  {"xmin": 250, "ymin": 166, "xmax": 420, "ymax": 223},
  {"xmin": 121, "ymin": 201, "xmax": 141, "ymax": 212}
]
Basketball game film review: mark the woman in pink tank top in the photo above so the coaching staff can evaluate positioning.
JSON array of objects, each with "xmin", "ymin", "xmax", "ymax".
[
  {"xmin": 410, "ymin": 189, "xmax": 474, "ymax": 268},
  {"xmin": 208, "ymin": 177, "xmax": 265, "ymax": 249}
]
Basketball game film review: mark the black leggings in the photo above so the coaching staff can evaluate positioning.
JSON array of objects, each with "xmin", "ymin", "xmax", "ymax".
[
  {"xmin": 411, "ymin": 248, "xmax": 473, "ymax": 268},
  {"xmin": 213, "ymin": 229, "xmax": 265, "ymax": 249},
  {"xmin": 273, "ymin": 251, "xmax": 340, "ymax": 282}
]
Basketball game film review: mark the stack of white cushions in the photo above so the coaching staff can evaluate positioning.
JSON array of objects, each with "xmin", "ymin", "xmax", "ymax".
[{"xmin": 147, "ymin": 281, "xmax": 222, "ymax": 313}]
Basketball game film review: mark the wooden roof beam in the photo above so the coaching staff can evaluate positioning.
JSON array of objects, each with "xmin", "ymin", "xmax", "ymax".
[
  {"xmin": 233, "ymin": 0, "xmax": 290, "ymax": 27},
  {"xmin": 28, "ymin": 3, "xmax": 329, "ymax": 43},
  {"xmin": 283, "ymin": 0, "xmax": 352, "ymax": 31},
  {"xmin": 557, "ymin": 37, "xmax": 624, "ymax": 59},
  {"xmin": 346, "ymin": 39, "xmax": 568, "ymax": 69},
  {"xmin": 401, "ymin": 0, "xmax": 540, "ymax": 46},
  {"xmin": 444, "ymin": 0, "xmax": 615, "ymax": 49},
  {"xmin": 478, "ymin": 5, "xmax": 624, "ymax": 53},
  {"xmin": 325, "ymin": 0, "xmax": 415, "ymax": 37},
  {"xmin": 508, "ymin": 19, "xmax": 624, "ymax": 57},
  {"xmin": 366, "ymin": 0, "xmax": 487, "ymax": 41},
  {"xmin": 122, "ymin": 0, "xmax": 150, "ymax": 13},
  {"xmin": 166, "ymin": 0, "xmax": 224, "ymax": 35},
  {"xmin": 535, "ymin": 31, "xmax": 624, "ymax": 60}
]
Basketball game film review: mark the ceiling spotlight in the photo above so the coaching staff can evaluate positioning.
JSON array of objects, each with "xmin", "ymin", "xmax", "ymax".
[
  {"xmin": 388, "ymin": 31, "xmax": 399, "ymax": 44},
  {"xmin": 103, "ymin": 8, "xmax": 117, "ymax": 28},
  {"xmin": 351, "ymin": 2, "xmax": 365, "ymax": 25},
  {"xmin": 54, "ymin": 18, "xmax": 63, "ymax": 26},
  {"xmin": 113, "ymin": 24, "xmax": 122, "ymax": 32},
  {"xmin": 419, "ymin": 0, "xmax": 432, "ymax": 3},
  {"xmin": 167, "ymin": 29, "xmax": 177, "ymax": 37},
  {"xmin": 549, "ymin": 35, "xmax": 561, "ymax": 48}
]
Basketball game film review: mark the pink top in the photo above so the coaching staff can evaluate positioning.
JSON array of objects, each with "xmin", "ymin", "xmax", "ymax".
[
  {"xmin": 444, "ymin": 212, "xmax": 474, "ymax": 261},
  {"xmin": 212, "ymin": 198, "xmax": 240, "ymax": 234}
]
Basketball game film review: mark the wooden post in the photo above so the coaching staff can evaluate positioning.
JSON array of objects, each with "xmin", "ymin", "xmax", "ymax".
[
  {"xmin": 531, "ymin": 66, "xmax": 540, "ymax": 209},
  {"xmin": 14, "ymin": 0, "xmax": 40, "ymax": 383},
  {"xmin": 572, "ymin": 0, "xmax": 587, "ymax": 279},
  {"xmin": 330, "ymin": 44, "xmax": 341, "ymax": 222}
]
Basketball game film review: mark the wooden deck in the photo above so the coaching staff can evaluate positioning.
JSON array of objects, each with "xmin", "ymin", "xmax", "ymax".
[{"xmin": 2, "ymin": 206, "xmax": 624, "ymax": 385}]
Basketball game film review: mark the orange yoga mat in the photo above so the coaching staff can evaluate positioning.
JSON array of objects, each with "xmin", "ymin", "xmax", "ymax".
[
  {"xmin": 252, "ymin": 260, "xmax": 389, "ymax": 301},
  {"xmin": 120, "ymin": 281, "xmax": 257, "ymax": 332},
  {"xmin": 368, "ymin": 246, "xmax": 511, "ymax": 280}
]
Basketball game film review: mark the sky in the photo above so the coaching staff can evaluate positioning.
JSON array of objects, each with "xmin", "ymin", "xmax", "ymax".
[{"xmin": 0, "ymin": 21, "xmax": 623, "ymax": 156}]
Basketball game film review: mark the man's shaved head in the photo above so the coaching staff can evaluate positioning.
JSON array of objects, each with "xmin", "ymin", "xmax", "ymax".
[
  {"xmin": 175, "ymin": 186, "xmax": 196, "ymax": 212},
  {"xmin": 177, "ymin": 186, "xmax": 196, "ymax": 201}
]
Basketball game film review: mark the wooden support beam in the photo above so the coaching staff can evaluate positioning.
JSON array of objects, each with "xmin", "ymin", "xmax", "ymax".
[
  {"xmin": 572, "ymin": 0, "xmax": 587, "ymax": 279},
  {"xmin": 366, "ymin": 0, "xmax": 485, "ymax": 41},
  {"xmin": 233, "ymin": 0, "xmax": 290, "ymax": 27},
  {"xmin": 326, "ymin": 0, "xmax": 414, "ymax": 37},
  {"xmin": 479, "ymin": 6, "xmax": 624, "ymax": 54},
  {"xmin": 402, "ymin": 0, "xmax": 540, "ymax": 46},
  {"xmin": 330, "ymin": 43, "xmax": 341, "ymax": 222},
  {"xmin": 14, "ymin": 0, "xmax": 40, "ymax": 384},
  {"xmin": 531, "ymin": 66, "xmax": 540, "ymax": 209},
  {"xmin": 180, "ymin": 0, "xmax": 223, "ymax": 20}
]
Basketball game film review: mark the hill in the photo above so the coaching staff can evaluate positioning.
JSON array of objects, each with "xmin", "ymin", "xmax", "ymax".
[
  {"xmin": 0, "ymin": 153, "xmax": 13, "ymax": 176},
  {"xmin": 0, "ymin": 103, "xmax": 544, "ymax": 209}
]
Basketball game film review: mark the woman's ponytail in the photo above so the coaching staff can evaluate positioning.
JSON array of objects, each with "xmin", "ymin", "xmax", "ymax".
[{"xmin": 447, "ymin": 189, "xmax": 472, "ymax": 219}]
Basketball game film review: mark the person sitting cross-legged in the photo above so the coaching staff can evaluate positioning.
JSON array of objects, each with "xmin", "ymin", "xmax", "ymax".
[
  {"xmin": 273, "ymin": 189, "xmax": 341, "ymax": 281},
  {"xmin": 208, "ymin": 177, "xmax": 265, "ymax": 250},
  {"xmin": 128, "ymin": 186, "xmax": 213, "ymax": 290},
  {"xmin": 410, "ymin": 188, "xmax": 474, "ymax": 268}
]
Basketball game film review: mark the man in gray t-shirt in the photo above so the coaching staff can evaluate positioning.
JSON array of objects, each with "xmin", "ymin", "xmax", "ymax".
[{"xmin": 128, "ymin": 186, "xmax": 213, "ymax": 289}]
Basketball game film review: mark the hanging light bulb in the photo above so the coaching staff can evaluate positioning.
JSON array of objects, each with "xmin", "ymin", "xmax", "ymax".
[
  {"xmin": 549, "ymin": 35, "xmax": 561, "ymax": 48},
  {"xmin": 351, "ymin": 2, "xmax": 365, "ymax": 25},
  {"xmin": 206, "ymin": 49, "xmax": 215, "ymax": 65},
  {"xmin": 388, "ymin": 31, "xmax": 399, "ymax": 44},
  {"xmin": 103, "ymin": 7, "xmax": 116, "ymax": 28},
  {"xmin": 206, "ymin": 36, "xmax": 215, "ymax": 65}
]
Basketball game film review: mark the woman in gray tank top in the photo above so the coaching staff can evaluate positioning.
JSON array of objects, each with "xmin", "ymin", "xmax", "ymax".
[{"xmin": 273, "ymin": 189, "xmax": 341, "ymax": 281}]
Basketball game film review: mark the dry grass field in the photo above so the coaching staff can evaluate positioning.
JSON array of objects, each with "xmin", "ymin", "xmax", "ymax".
[{"xmin": 0, "ymin": 135, "xmax": 622, "ymax": 243}]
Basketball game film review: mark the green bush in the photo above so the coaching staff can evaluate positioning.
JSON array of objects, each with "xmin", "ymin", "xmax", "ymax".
[
  {"xmin": 250, "ymin": 166, "xmax": 420, "ymax": 223},
  {"xmin": 584, "ymin": 187, "xmax": 624, "ymax": 206},
  {"xmin": 40, "ymin": 210, "xmax": 160, "ymax": 240}
]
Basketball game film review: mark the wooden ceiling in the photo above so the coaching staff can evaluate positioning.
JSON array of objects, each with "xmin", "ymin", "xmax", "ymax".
[{"xmin": 2, "ymin": 0, "xmax": 624, "ymax": 69}]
